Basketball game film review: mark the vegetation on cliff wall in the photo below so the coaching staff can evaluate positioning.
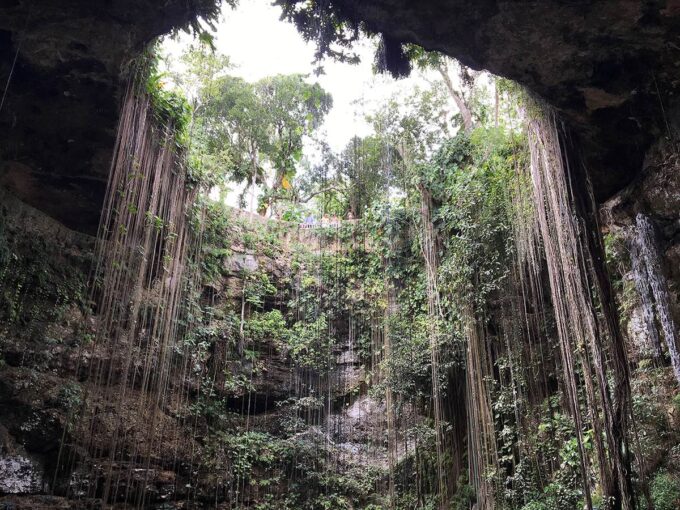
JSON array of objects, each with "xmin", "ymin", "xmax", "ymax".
[{"xmin": 2, "ymin": 7, "xmax": 680, "ymax": 509}]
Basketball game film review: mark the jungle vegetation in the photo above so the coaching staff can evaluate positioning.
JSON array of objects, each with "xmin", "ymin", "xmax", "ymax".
[
  {"xmin": 3, "ymin": 6, "xmax": 676, "ymax": 508},
  {"xmin": 91, "ymin": 34, "xmax": 677, "ymax": 508}
]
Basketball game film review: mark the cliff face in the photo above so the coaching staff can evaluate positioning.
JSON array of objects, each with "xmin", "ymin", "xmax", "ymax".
[
  {"xmin": 0, "ymin": 189, "xmax": 93, "ymax": 502},
  {"xmin": 0, "ymin": 196, "xmax": 390, "ymax": 507},
  {"xmin": 601, "ymin": 135, "xmax": 680, "ymax": 366}
]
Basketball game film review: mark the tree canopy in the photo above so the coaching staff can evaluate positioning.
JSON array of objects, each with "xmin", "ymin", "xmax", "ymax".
[{"xmin": 177, "ymin": 47, "xmax": 332, "ymax": 213}]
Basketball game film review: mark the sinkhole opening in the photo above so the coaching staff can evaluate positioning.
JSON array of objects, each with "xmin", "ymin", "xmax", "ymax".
[{"xmin": 2, "ymin": 1, "xmax": 680, "ymax": 510}]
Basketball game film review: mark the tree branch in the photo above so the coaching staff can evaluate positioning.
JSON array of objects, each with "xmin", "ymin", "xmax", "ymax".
[
  {"xmin": 436, "ymin": 61, "xmax": 474, "ymax": 133},
  {"xmin": 297, "ymin": 185, "xmax": 345, "ymax": 203}
]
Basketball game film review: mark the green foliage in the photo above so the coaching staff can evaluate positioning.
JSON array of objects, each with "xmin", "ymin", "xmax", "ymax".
[
  {"xmin": 244, "ymin": 271, "xmax": 277, "ymax": 308},
  {"xmin": 380, "ymin": 314, "xmax": 434, "ymax": 399},
  {"xmin": 517, "ymin": 482, "xmax": 583, "ymax": 510},
  {"xmin": 274, "ymin": 0, "xmax": 362, "ymax": 72},
  {"xmin": 199, "ymin": 202, "xmax": 289, "ymax": 282},
  {"xmin": 147, "ymin": 71, "xmax": 192, "ymax": 146},
  {"xmin": 450, "ymin": 480, "xmax": 475, "ymax": 510},
  {"xmin": 245, "ymin": 310, "xmax": 288, "ymax": 344},
  {"xmin": 340, "ymin": 136, "xmax": 389, "ymax": 217},
  {"xmin": 168, "ymin": 0, "xmax": 234, "ymax": 47},
  {"xmin": 56, "ymin": 381, "xmax": 83, "ymax": 412},
  {"xmin": 651, "ymin": 471, "xmax": 680, "ymax": 510},
  {"xmin": 0, "ymin": 208, "xmax": 89, "ymax": 337},
  {"xmin": 224, "ymin": 431, "xmax": 280, "ymax": 477},
  {"xmin": 276, "ymin": 396, "xmax": 324, "ymax": 434},
  {"xmin": 504, "ymin": 395, "xmax": 589, "ymax": 510},
  {"xmin": 136, "ymin": 51, "xmax": 194, "ymax": 150},
  {"xmin": 175, "ymin": 46, "xmax": 332, "ymax": 207},
  {"xmin": 198, "ymin": 199, "xmax": 235, "ymax": 279},
  {"xmin": 258, "ymin": 75, "xmax": 332, "ymax": 175},
  {"xmin": 200, "ymin": 428, "xmax": 384, "ymax": 510},
  {"xmin": 603, "ymin": 231, "xmax": 638, "ymax": 326},
  {"xmin": 275, "ymin": 0, "xmax": 424, "ymax": 78},
  {"xmin": 630, "ymin": 365, "xmax": 680, "ymax": 488},
  {"xmin": 603, "ymin": 231, "xmax": 630, "ymax": 275},
  {"xmin": 433, "ymin": 130, "xmax": 518, "ymax": 312},
  {"xmin": 286, "ymin": 314, "xmax": 332, "ymax": 371}
]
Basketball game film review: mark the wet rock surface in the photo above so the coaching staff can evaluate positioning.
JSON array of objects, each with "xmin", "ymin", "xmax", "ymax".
[{"xmin": 600, "ymin": 134, "xmax": 680, "ymax": 377}]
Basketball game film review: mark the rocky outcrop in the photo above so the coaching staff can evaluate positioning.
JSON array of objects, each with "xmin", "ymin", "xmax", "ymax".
[
  {"xmin": 600, "ymin": 135, "xmax": 680, "ymax": 273},
  {"xmin": 600, "ymin": 135, "xmax": 680, "ymax": 369}
]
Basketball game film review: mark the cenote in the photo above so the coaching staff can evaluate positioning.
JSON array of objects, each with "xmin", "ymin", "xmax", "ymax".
[{"xmin": 1, "ymin": 1, "xmax": 680, "ymax": 509}]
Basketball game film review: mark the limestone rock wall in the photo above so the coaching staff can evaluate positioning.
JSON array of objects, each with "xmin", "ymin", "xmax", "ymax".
[
  {"xmin": 0, "ymin": 189, "xmax": 382, "ymax": 506},
  {"xmin": 600, "ymin": 135, "xmax": 680, "ymax": 366},
  {"xmin": 0, "ymin": 0, "xmax": 220, "ymax": 233}
]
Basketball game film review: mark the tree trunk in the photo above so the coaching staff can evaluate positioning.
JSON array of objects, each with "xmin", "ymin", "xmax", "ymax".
[
  {"xmin": 436, "ymin": 63, "xmax": 474, "ymax": 133},
  {"xmin": 249, "ymin": 151, "xmax": 258, "ymax": 217},
  {"xmin": 494, "ymin": 80, "xmax": 500, "ymax": 128}
]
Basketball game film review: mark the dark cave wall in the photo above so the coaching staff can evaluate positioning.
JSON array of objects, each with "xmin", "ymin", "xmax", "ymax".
[{"xmin": 0, "ymin": 0, "xmax": 220, "ymax": 233}]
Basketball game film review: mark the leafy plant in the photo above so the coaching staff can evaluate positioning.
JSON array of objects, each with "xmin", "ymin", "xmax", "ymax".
[{"xmin": 651, "ymin": 471, "xmax": 680, "ymax": 510}]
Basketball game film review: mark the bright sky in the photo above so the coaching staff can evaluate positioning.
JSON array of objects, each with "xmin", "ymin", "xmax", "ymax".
[
  {"xmin": 160, "ymin": 0, "xmax": 442, "ymax": 209},
  {"xmin": 162, "ymin": 0, "xmax": 434, "ymax": 152}
]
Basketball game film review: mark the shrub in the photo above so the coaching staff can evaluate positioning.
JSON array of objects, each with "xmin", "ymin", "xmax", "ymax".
[{"xmin": 651, "ymin": 471, "xmax": 680, "ymax": 510}]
